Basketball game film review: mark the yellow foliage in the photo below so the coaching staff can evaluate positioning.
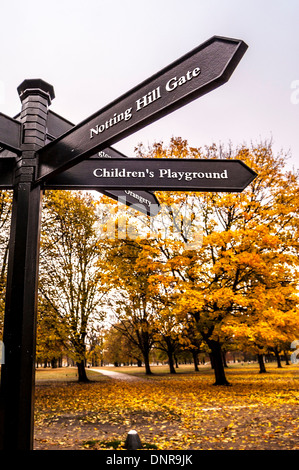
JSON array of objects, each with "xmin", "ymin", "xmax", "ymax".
[{"xmin": 34, "ymin": 366, "xmax": 299, "ymax": 450}]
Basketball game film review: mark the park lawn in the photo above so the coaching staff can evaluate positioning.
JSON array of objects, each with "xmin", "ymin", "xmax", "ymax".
[{"xmin": 34, "ymin": 364, "xmax": 299, "ymax": 450}]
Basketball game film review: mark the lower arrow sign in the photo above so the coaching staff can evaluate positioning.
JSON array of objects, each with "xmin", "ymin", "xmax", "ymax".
[
  {"xmin": 99, "ymin": 188, "xmax": 160, "ymax": 216},
  {"xmin": 44, "ymin": 157, "xmax": 257, "ymax": 193}
]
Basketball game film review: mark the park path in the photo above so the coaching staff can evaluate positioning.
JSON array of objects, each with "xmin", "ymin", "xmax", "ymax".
[{"xmin": 89, "ymin": 368, "xmax": 145, "ymax": 382}]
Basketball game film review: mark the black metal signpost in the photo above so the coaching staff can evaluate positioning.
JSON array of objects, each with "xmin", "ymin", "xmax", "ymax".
[{"xmin": 0, "ymin": 36, "xmax": 252, "ymax": 450}]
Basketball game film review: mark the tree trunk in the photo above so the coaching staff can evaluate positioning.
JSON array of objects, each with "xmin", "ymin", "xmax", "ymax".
[
  {"xmin": 192, "ymin": 350, "xmax": 199, "ymax": 371},
  {"xmin": 257, "ymin": 354, "xmax": 267, "ymax": 373},
  {"xmin": 222, "ymin": 351, "xmax": 228, "ymax": 368},
  {"xmin": 207, "ymin": 340, "xmax": 230, "ymax": 385},
  {"xmin": 77, "ymin": 360, "xmax": 89, "ymax": 382},
  {"xmin": 143, "ymin": 351, "xmax": 152, "ymax": 375},
  {"xmin": 167, "ymin": 350, "xmax": 176, "ymax": 374},
  {"xmin": 51, "ymin": 358, "xmax": 57, "ymax": 368},
  {"xmin": 274, "ymin": 347, "xmax": 282, "ymax": 368},
  {"xmin": 164, "ymin": 339, "xmax": 176, "ymax": 374},
  {"xmin": 136, "ymin": 329, "xmax": 153, "ymax": 374}
]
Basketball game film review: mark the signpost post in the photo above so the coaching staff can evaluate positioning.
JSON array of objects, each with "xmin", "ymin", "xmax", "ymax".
[{"xmin": 0, "ymin": 36, "xmax": 252, "ymax": 450}]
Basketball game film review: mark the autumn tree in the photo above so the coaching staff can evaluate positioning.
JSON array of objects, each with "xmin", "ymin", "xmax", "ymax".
[
  {"xmin": 177, "ymin": 314, "xmax": 205, "ymax": 371},
  {"xmin": 98, "ymin": 194, "xmax": 200, "ymax": 374},
  {"xmin": 39, "ymin": 190, "xmax": 108, "ymax": 382},
  {"xmin": 87, "ymin": 324, "xmax": 106, "ymax": 367},
  {"xmin": 136, "ymin": 137, "xmax": 299, "ymax": 385},
  {"xmin": 151, "ymin": 305, "xmax": 183, "ymax": 374},
  {"xmin": 223, "ymin": 285, "xmax": 299, "ymax": 373},
  {"xmin": 102, "ymin": 235, "xmax": 162, "ymax": 375},
  {"xmin": 103, "ymin": 324, "xmax": 143, "ymax": 366},
  {"xmin": 36, "ymin": 296, "xmax": 68, "ymax": 367}
]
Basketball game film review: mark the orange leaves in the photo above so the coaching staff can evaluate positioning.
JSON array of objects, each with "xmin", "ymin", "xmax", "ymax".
[{"xmin": 34, "ymin": 365, "xmax": 299, "ymax": 450}]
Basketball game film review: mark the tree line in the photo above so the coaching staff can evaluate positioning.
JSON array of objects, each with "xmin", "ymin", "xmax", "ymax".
[{"xmin": 0, "ymin": 138, "xmax": 298, "ymax": 385}]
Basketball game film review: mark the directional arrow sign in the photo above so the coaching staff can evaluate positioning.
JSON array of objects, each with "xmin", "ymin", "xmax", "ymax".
[
  {"xmin": 0, "ymin": 113, "xmax": 21, "ymax": 154},
  {"xmin": 36, "ymin": 36, "xmax": 248, "ymax": 183},
  {"xmin": 99, "ymin": 188, "xmax": 160, "ymax": 216},
  {"xmin": 45, "ymin": 158, "xmax": 257, "ymax": 192},
  {"xmin": 45, "ymin": 110, "xmax": 161, "ymax": 216}
]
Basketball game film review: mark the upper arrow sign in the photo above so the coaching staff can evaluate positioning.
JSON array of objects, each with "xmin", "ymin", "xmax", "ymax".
[{"xmin": 36, "ymin": 36, "xmax": 248, "ymax": 183}]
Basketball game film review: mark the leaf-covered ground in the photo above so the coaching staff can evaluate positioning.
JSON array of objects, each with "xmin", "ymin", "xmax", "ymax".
[{"xmin": 34, "ymin": 364, "xmax": 299, "ymax": 450}]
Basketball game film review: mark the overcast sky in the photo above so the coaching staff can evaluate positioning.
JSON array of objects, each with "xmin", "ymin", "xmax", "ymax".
[{"xmin": 0, "ymin": 0, "xmax": 298, "ymax": 171}]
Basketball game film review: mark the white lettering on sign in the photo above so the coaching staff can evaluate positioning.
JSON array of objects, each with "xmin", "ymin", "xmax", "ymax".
[
  {"xmin": 89, "ymin": 66, "xmax": 201, "ymax": 139},
  {"xmin": 90, "ymin": 108, "xmax": 133, "ymax": 139},
  {"xmin": 93, "ymin": 168, "xmax": 154, "ymax": 178},
  {"xmin": 159, "ymin": 169, "xmax": 228, "ymax": 181},
  {"xmin": 136, "ymin": 87, "xmax": 161, "ymax": 111},
  {"xmin": 165, "ymin": 67, "xmax": 201, "ymax": 92},
  {"xmin": 124, "ymin": 190, "xmax": 151, "ymax": 206},
  {"xmin": 98, "ymin": 151, "xmax": 112, "ymax": 158},
  {"xmin": 92, "ymin": 167, "xmax": 228, "ymax": 182}
]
